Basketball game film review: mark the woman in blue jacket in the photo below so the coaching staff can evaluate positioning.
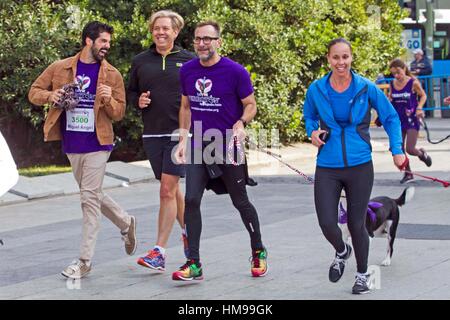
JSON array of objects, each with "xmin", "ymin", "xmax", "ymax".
[{"xmin": 303, "ymin": 38, "xmax": 406, "ymax": 294}]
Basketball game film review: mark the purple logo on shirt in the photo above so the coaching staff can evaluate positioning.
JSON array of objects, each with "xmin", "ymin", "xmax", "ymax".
[
  {"xmin": 195, "ymin": 77, "xmax": 212, "ymax": 96},
  {"xmin": 76, "ymin": 75, "xmax": 91, "ymax": 92}
]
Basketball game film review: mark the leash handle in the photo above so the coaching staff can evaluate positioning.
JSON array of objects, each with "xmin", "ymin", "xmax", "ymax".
[
  {"xmin": 227, "ymin": 135, "xmax": 245, "ymax": 166},
  {"xmin": 398, "ymin": 156, "xmax": 409, "ymax": 171}
]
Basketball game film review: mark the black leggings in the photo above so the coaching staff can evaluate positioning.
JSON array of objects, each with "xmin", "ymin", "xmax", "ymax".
[
  {"xmin": 184, "ymin": 163, "xmax": 263, "ymax": 261},
  {"xmin": 314, "ymin": 161, "xmax": 374, "ymax": 274}
]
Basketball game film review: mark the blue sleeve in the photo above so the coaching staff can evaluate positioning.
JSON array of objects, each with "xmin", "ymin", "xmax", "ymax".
[
  {"xmin": 368, "ymin": 84, "xmax": 403, "ymax": 155},
  {"xmin": 303, "ymin": 85, "xmax": 319, "ymax": 137}
]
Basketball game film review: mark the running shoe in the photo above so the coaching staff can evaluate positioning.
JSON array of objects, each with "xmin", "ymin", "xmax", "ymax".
[
  {"xmin": 172, "ymin": 259, "xmax": 203, "ymax": 281},
  {"xmin": 352, "ymin": 273, "xmax": 371, "ymax": 294},
  {"xmin": 418, "ymin": 148, "xmax": 432, "ymax": 167},
  {"xmin": 400, "ymin": 173, "xmax": 415, "ymax": 184},
  {"xmin": 137, "ymin": 248, "xmax": 165, "ymax": 271},
  {"xmin": 329, "ymin": 243, "xmax": 352, "ymax": 283},
  {"xmin": 250, "ymin": 247, "xmax": 268, "ymax": 277}
]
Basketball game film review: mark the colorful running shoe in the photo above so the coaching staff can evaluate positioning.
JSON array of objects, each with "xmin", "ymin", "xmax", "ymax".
[
  {"xmin": 172, "ymin": 259, "xmax": 203, "ymax": 281},
  {"xmin": 250, "ymin": 247, "xmax": 268, "ymax": 277},
  {"xmin": 137, "ymin": 248, "xmax": 165, "ymax": 271},
  {"xmin": 182, "ymin": 233, "xmax": 189, "ymax": 258}
]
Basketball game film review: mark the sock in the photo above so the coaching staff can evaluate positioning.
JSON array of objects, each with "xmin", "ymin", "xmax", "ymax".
[
  {"xmin": 154, "ymin": 245, "xmax": 166, "ymax": 255},
  {"xmin": 357, "ymin": 272, "xmax": 369, "ymax": 279}
]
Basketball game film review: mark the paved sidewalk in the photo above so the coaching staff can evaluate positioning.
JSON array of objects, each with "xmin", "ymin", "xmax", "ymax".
[{"xmin": 0, "ymin": 118, "xmax": 449, "ymax": 300}]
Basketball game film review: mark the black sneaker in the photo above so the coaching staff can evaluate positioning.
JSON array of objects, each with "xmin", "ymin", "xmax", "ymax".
[
  {"xmin": 329, "ymin": 243, "xmax": 352, "ymax": 283},
  {"xmin": 400, "ymin": 173, "xmax": 414, "ymax": 184},
  {"xmin": 352, "ymin": 273, "xmax": 371, "ymax": 294},
  {"xmin": 418, "ymin": 148, "xmax": 432, "ymax": 167}
]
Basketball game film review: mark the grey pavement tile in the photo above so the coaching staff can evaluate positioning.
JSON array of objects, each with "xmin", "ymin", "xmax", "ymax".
[
  {"xmin": 105, "ymin": 161, "xmax": 155, "ymax": 183},
  {"xmin": 10, "ymin": 176, "xmax": 64, "ymax": 200},
  {"xmin": 0, "ymin": 192, "xmax": 27, "ymax": 206}
]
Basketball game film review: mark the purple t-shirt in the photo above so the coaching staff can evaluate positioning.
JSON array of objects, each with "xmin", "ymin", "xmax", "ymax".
[
  {"xmin": 180, "ymin": 57, "xmax": 254, "ymax": 140},
  {"xmin": 61, "ymin": 60, "xmax": 113, "ymax": 154}
]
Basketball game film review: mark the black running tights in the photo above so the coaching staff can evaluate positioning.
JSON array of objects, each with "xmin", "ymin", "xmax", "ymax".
[
  {"xmin": 184, "ymin": 163, "xmax": 263, "ymax": 261},
  {"xmin": 314, "ymin": 161, "xmax": 374, "ymax": 273}
]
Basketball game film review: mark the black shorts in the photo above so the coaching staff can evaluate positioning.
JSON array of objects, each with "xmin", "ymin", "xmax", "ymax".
[{"xmin": 142, "ymin": 137, "xmax": 185, "ymax": 180}]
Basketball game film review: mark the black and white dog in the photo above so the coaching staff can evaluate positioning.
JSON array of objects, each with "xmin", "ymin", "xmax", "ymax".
[{"xmin": 338, "ymin": 187, "xmax": 415, "ymax": 266}]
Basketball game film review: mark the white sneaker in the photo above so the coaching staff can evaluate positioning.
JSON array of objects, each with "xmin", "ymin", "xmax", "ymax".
[{"xmin": 61, "ymin": 259, "xmax": 91, "ymax": 279}]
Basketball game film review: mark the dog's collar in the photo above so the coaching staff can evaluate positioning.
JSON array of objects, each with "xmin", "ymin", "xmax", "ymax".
[
  {"xmin": 339, "ymin": 201, "xmax": 383, "ymax": 224},
  {"xmin": 367, "ymin": 201, "xmax": 383, "ymax": 223}
]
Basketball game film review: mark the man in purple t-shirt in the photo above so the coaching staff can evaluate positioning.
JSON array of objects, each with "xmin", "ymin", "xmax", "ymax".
[
  {"xmin": 29, "ymin": 22, "xmax": 137, "ymax": 280},
  {"xmin": 172, "ymin": 21, "xmax": 267, "ymax": 281}
]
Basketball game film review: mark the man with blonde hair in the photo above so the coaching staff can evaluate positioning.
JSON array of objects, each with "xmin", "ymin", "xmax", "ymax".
[{"xmin": 128, "ymin": 10, "xmax": 195, "ymax": 271}]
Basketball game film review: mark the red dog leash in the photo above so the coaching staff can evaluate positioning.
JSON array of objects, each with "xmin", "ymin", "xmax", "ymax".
[
  {"xmin": 399, "ymin": 157, "xmax": 450, "ymax": 188},
  {"xmin": 245, "ymin": 138, "xmax": 315, "ymax": 184}
]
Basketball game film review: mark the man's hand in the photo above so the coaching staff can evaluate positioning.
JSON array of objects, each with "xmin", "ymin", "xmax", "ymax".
[
  {"xmin": 49, "ymin": 88, "xmax": 65, "ymax": 105},
  {"xmin": 98, "ymin": 84, "xmax": 112, "ymax": 104},
  {"xmin": 311, "ymin": 129, "xmax": 327, "ymax": 147},
  {"xmin": 175, "ymin": 140, "xmax": 187, "ymax": 164},
  {"xmin": 232, "ymin": 120, "xmax": 246, "ymax": 141},
  {"xmin": 138, "ymin": 91, "xmax": 151, "ymax": 109}
]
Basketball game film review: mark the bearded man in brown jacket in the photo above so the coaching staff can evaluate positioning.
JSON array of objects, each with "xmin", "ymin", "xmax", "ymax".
[{"xmin": 29, "ymin": 21, "xmax": 137, "ymax": 280}]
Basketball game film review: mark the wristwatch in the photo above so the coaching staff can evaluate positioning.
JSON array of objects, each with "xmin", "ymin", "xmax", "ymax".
[{"xmin": 239, "ymin": 118, "xmax": 247, "ymax": 127}]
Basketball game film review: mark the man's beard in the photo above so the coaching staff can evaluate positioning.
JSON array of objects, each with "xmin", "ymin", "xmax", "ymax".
[
  {"xmin": 198, "ymin": 49, "xmax": 215, "ymax": 62},
  {"xmin": 92, "ymin": 47, "xmax": 108, "ymax": 62}
]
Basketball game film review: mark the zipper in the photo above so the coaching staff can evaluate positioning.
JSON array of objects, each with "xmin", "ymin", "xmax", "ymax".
[
  {"xmin": 341, "ymin": 131, "xmax": 348, "ymax": 167},
  {"xmin": 161, "ymin": 50, "xmax": 180, "ymax": 71},
  {"xmin": 340, "ymin": 84, "xmax": 368, "ymax": 167},
  {"xmin": 348, "ymin": 85, "xmax": 368, "ymax": 124},
  {"xmin": 317, "ymin": 81, "xmax": 368, "ymax": 167}
]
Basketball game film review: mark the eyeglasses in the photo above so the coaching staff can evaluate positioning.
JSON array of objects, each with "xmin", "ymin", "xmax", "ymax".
[{"xmin": 193, "ymin": 36, "xmax": 219, "ymax": 45}]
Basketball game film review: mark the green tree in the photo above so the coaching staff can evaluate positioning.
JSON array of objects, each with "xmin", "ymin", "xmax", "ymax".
[{"xmin": 0, "ymin": 0, "xmax": 406, "ymax": 166}]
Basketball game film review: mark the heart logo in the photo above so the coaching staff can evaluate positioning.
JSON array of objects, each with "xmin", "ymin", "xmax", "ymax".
[
  {"xmin": 195, "ymin": 77, "xmax": 213, "ymax": 96},
  {"xmin": 76, "ymin": 75, "xmax": 91, "ymax": 91}
]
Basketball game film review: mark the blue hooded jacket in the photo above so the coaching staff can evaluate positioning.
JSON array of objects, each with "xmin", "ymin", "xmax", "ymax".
[{"xmin": 303, "ymin": 71, "xmax": 403, "ymax": 168}]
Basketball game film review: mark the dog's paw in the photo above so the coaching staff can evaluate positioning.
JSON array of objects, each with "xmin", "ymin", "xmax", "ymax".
[{"xmin": 381, "ymin": 258, "xmax": 391, "ymax": 266}]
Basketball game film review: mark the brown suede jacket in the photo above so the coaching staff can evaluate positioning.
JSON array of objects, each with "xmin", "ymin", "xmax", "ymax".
[{"xmin": 28, "ymin": 52, "xmax": 125, "ymax": 145}]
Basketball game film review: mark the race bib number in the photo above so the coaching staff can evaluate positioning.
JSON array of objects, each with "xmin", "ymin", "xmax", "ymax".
[{"xmin": 66, "ymin": 108, "xmax": 95, "ymax": 132}]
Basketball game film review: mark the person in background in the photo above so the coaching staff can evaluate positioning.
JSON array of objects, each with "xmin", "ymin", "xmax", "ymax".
[
  {"xmin": 389, "ymin": 58, "xmax": 431, "ymax": 184},
  {"xmin": 410, "ymin": 48, "xmax": 432, "ymax": 76}
]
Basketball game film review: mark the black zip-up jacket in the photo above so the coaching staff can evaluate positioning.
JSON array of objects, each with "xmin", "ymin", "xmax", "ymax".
[{"xmin": 127, "ymin": 44, "xmax": 195, "ymax": 135}]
